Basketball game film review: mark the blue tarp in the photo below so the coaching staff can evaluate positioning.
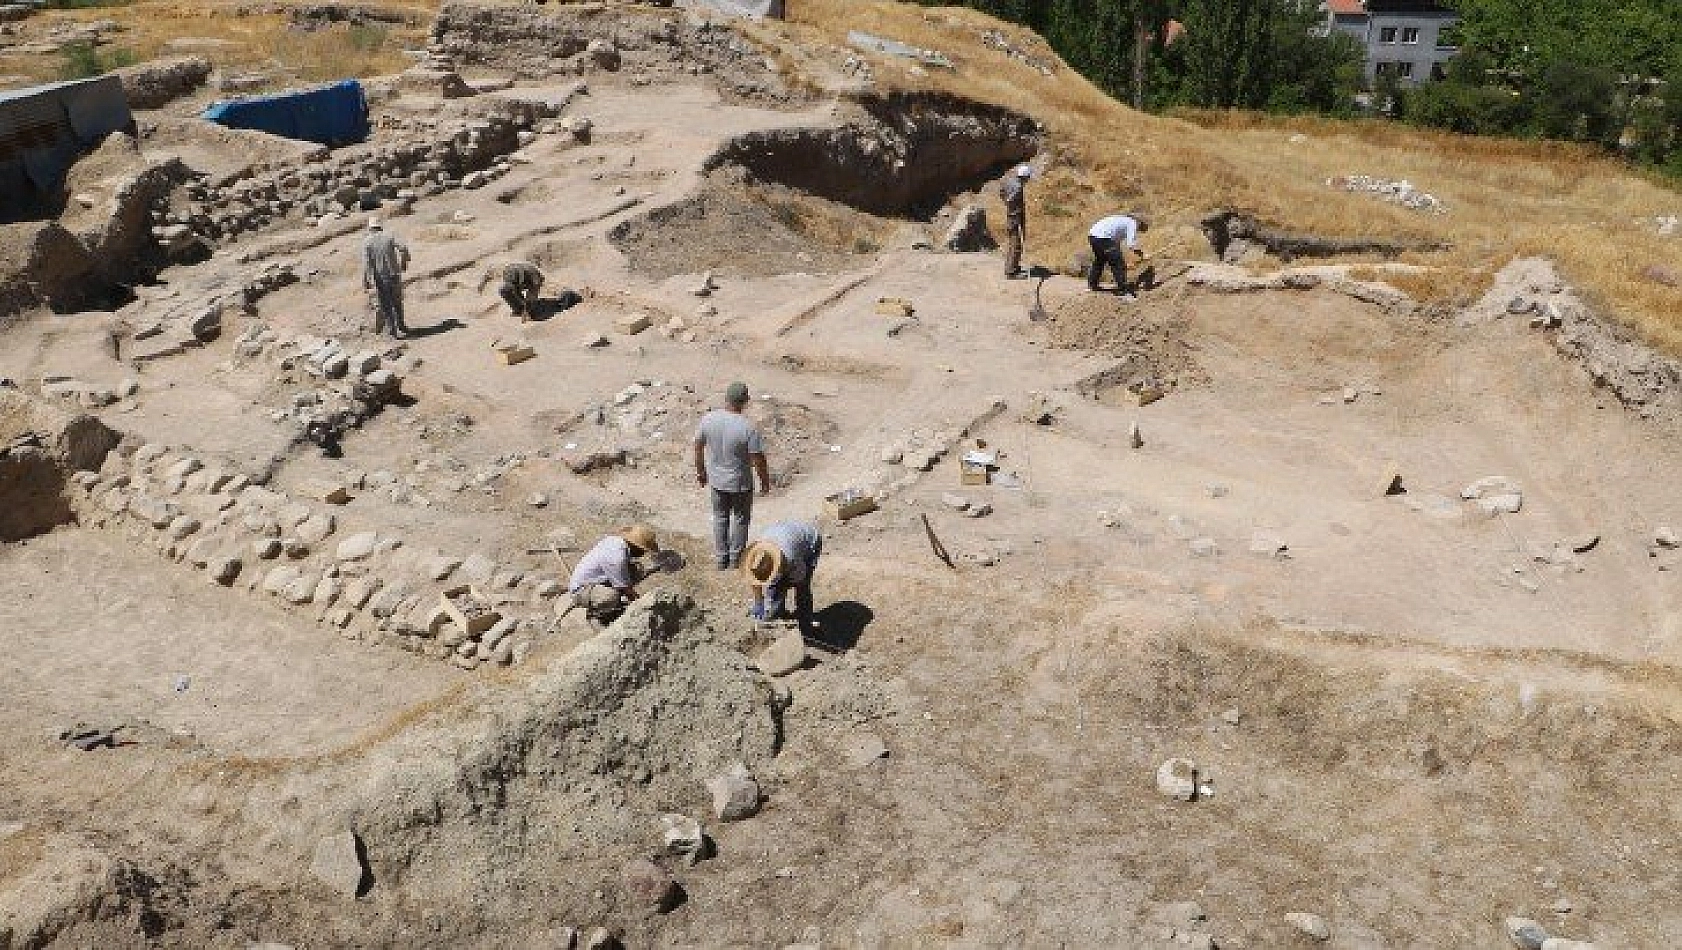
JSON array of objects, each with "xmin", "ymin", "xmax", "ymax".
[{"xmin": 200, "ymin": 80, "xmax": 369, "ymax": 147}]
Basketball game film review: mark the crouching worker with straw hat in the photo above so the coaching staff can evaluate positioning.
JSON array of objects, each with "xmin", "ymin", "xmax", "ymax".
[
  {"xmin": 742, "ymin": 519, "xmax": 823, "ymax": 633},
  {"xmin": 568, "ymin": 524, "xmax": 661, "ymax": 627}
]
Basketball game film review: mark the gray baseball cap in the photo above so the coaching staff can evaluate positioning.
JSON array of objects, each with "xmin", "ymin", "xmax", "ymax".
[{"xmin": 726, "ymin": 381, "xmax": 750, "ymax": 405}]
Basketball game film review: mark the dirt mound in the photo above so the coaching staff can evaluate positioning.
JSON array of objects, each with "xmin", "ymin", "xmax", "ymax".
[
  {"xmin": 0, "ymin": 390, "xmax": 119, "ymax": 541},
  {"xmin": 609, "ymin": 175, "xmax": 889, "ymax": 278},
  {"xmin": 1039, "ymin": 290, "xmax": 1199, "ymax": 393}
]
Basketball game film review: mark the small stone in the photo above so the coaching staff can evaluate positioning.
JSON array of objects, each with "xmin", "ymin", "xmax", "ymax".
[
  {"xmin": 527, "ymin": 493, "xmax": 548, "ymax": 508},
  {"xmin": 1567, "ymin": 534, "xmax": 1599, "ymax": 553},
  {"xmin": 1285, "ymin": 912, "xmax": 1331, "ymax": 941},
  {"xmin": 619, "ymin": 858, "xmax": 680, "ymax": 914},
  {"xmin": 263, "ymin": 565, "xmax": 302, "ymax": 594},
  {"xmin": 165, "ymin": 457, "xmax": 203, "ymax": 478},
  {"xmin": 1188, "ymin": 537, "xmax": 1219, "ymax": 558},
  {"xmin": 336, "ymin": 531, "xmax": 378, "ymax": 561},
  {"xmin": 580, "ymin": 927, "xmax": 621, "ymax": 950},
  {"xmin": 296, "ymin": 513, "xmax": 336, "ymax": 544},
  {"xmin": 254, "ymin": 537, "xmax": 283, "ymax": 559},
  {"xmin": 1654, "ymin": 526, "xmax": 1679, "ymax": 549},
  {"xmin": 1221, "ymin": 707, "xmax": 1242, "ymax": 725},
  {"xmin": 1550, "ymin": 898, "xmax": 1572, "ymax": 915},
  {"xmin": 1540, "ymin": 939, "xmax": 1595, "ymax": 950},
  {"xmin": 843, "ymin": 732, "xmax": 889, "ymax": 769},
  {"xmin": 1128, "ymin": 421, "xmax": 1143, "ymax": 449},
  {"xmin": 209, "ymin": 556, "xmax": 242, "ymax": 585},
  {"xmin": 757, "ymin": 630, "xmax": 805, "ymax": 677},
  {"xmin": 941, "ymin": 493, "xmax": 971, "ymax": 511},
  {"xmin": 965, "ymin": 503, "xmax": 992, "ymax": 518},
  {"xmin": 660, "ymin": 813, "xmax": 708, "ymax": 865},
  {"xmin": 1506, "ymin": 917, "xmax": 1549, "ymax": 950},
  {"xmin": 299, "ymin": 478, "xmax": 350, "ymax": 504},
  {"xmin": 310, "ymin": 831, "xmax": 369, "ymax": 897},
  {"xmin": 1249, "ymin": 531, "xmax": 1289, "ymax": 558},
  {"xmin": 880, "ymin": 446, "xmax": 903, "ymax": 465},
  {"xmin": 1155, "ymin": 757, "xmax": 1198, "ymax": 801},
  {"xmin": 706, "ymin": 761, "xmax": 760, "ymax": 821},
  {"xmin": 427, "ymin": 556, "xmax": 462, "ymax": 581},
  {"xmin": 1478, "ymin": 493, "xmax": 1524, "ymax": 516}
]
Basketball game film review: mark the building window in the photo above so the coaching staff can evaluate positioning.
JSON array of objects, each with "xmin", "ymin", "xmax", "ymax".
[
  {"xmin": 1379, "ymin": 27, "xmax": 1398, "ymax": 43},
  {"xmin": 1430, "ymin": 62, "xmax": 1447, "ymax": 81},
  {"xmin": 1376, "ymin": 62, "xmax": 1395, "ymax": 77},
  {"xmin": 1402, "ymin": 27, "xmax": 1421, "ymax": 44},
  {"xmin": 1398, "ymin": 61, "xmax": 1415, "ymax": 78}
]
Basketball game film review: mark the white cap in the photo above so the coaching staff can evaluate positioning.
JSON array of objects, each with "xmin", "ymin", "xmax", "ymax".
[
  {"xmin": 366, "ymin": 217, "xmax": 382, "ymax": 230},
  {"xmin": 1015, "ymin": 164, "xmax": 1033, "ymax": 179}
]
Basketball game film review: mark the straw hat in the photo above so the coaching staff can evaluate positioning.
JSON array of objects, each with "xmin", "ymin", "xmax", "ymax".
[
  {"xmin": 620, "ymin": 524, "xmax": 660, "ymax": 555},
  {"xmin": 741, "ymin": 540, "xmax": 783, "ymax": 586}
]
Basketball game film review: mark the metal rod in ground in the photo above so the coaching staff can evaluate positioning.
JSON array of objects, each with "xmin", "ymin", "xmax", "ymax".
[{"xmin": 921, "ymin": 513, "xmax": 955, "ymax": 570}]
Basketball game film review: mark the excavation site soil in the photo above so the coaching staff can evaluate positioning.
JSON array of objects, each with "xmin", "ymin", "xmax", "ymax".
[{"xmin": 1, "ymin": 2, "xmax": 1678, "ymax": 948}]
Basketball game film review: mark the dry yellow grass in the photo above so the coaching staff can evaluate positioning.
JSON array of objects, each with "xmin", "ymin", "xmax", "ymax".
[
  {"xmin": 782, "ymin": 0, "xmax": 1682, "ymax": 351},
  {"xmin": 7, "ymin": 0, "xmax": 424, "ymax": 88}
]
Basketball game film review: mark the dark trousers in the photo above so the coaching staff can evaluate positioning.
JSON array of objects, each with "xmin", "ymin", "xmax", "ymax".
[
  {"xmin": 372, "ymin": 278, "xmax": 407, "ymax": 336},
  {"xmin": 1088, "ymin": 236, "xmax": 1127, "ymax": 291},
  {"xmin": 1004, "ymin": 212, "xmax": 1026, "ymax": 274}
]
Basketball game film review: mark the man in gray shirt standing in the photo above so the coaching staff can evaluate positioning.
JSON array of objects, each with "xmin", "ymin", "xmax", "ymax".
[
  {"xmin": 693, "ymin": 381, "xmax": 770, "ymax": 570},
  {"xmin": 362, "ymin": 218, "xmax": 410, "ymax": 338}
]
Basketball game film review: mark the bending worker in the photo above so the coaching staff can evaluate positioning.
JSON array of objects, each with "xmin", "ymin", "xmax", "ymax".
[
  {"xmin": 742, "ymin": 519, "xmax": 822, "ymax": 633},
  {"xmin": 498, "ymin": 260, "xmax": 545, "ymax": 321},
  {"xmin": 1087, "ymin": 212, "xmax": 1149, "ymax": 298},
  {"xmin": 568, "ymin": 524, "xmax": 660, "ymax": 626}
]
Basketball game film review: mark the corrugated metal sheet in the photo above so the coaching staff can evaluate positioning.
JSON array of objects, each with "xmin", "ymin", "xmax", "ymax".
[{"xmin": 1, "ymin": 74, "xmax": 132, "ymax": 203}]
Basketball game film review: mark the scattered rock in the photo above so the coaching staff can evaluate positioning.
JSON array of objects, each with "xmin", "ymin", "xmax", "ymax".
[
  {"xmin": 941, "ymin": 493, "xmax": 971, "ymax": 511},
  {"xmin": 1128, "ymin": 421, "xmax": 1143, "ymax": 449},
  {"xmin": 843, "ymin": 732, "xmax": 889, "ymax": 769},
  {"xmin": 310, "ymin": 831, "xmax": 370, "ymax": 897},
  {"xmin": 1506, "ymin": 917, "xmax": 1549, "ymax": 950},
  {"xmin": 1654, "ymin": 526, "xmax": 1679, "ymax": 549},
  {"xmin": 1220, "ymin": 707, "xmax": 1241, "ymax": 726},
  {"xmin": 1155, "ymin": 757, "xmax": 1198, "ymax": 801},
  {"xmin": 706, "ymin": 761, "xmax": 760, "ymax": 822},
  {"xmin": 209, "ymin": 556, "xmax": 242, "ymax": 585},
  {"xmin": 335, "ymin": 531, "xmax": 378, "ymax": 561},
  {"xmin": 757, "ymin": 629, "xmax": 805, "ymax": 677},
  {"xmin": 1249, "ymin": 530, "xmax": 1289, "ymax": 558},
  {"xmin": 1285, "ymin": 912, "xmax": 1331, "ymax": 941},
  {"xmin": 660, "ymin": 813, "xmax": 709, "ymax": 865},
  {"xmin": 580, "ymin": 927, "xmax": 620, "ymax": 950},
  {"xmin": 1566, "ymin": 534, "xmax": 1599, "ymax": 554},
  {"xmin": 1540, "ymin": 939, "xmax": 1595, "ymax": 950},
  {"xmin": 619, "ymin": 858, "xmax": 680, "ymax": 914},
  {"xmin": 942, "ymin": 204, "xmax": 995, "ymax": 252},
  {"xmin": 1478, "ymin": 493, "xmax": 1524, "ymax": 516},
  {"xmin": 1188, "ymin": 537, "xmax": 1218, "ymax": 558}
]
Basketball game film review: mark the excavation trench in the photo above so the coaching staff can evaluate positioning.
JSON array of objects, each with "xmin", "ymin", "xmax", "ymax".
[{"xmin": 611, "ymin": 92, "xmax": 1038, "ymax": 275}]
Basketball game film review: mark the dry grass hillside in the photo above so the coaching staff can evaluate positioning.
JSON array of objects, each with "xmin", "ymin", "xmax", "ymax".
[
  {"xmin": 770, "ymin": 0, "xmax": 1682, "ymax": 348},
  {"xmin": 7, "ymin": 0, "xmax": 1679, "ymax": 347}
]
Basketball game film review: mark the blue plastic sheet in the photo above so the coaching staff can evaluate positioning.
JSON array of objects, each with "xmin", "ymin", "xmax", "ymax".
[{"xmin": 201, "ymin": 80, "xmax": 369, "ymax": 147}]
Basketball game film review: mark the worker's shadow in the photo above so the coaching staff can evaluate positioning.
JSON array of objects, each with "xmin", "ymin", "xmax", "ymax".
[
  {"xmin": 525, "ymin": 290, "xmax": 585, "ymax": 323},
  {"xmin": 405, "ymin": 317, "xmax": 465, "ymax": 339},
  {"xmin": 810, "ymin": 600, "xmax": 873, "ymax": 653}
]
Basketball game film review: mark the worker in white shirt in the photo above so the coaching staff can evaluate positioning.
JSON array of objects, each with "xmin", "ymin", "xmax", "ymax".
[{"xmin": 1087, "ymin": 213, "xmax": 1150, "ymax": 298}]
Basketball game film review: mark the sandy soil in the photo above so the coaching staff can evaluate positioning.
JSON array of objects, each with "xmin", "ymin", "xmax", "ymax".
[{"xmin": 0, "ymin": 36, "xmax": 1678, "ymax": 950}]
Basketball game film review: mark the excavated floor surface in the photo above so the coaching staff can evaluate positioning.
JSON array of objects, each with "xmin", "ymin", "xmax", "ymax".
[{"xmin": 0, "ymin": 21, "xmax": 1678, "ymax": 949}]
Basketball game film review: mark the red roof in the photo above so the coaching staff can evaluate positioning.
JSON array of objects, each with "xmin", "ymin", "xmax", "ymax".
[{"xmin": 1327, "ymin": 0, "xmax": 1365, "ymax": 14}]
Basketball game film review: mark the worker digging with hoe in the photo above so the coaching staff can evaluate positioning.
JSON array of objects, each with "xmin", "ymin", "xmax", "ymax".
[
  {"xmin": 1087, "ymin": 211, "xmax": 1149, "ymax": 299},
  {"xmin": 694, "ymin": 381, "xmax": 771, "ymax": 571},
  {"xmin": 567, "ymin": 524, "xmax": 661, "ymax": 627},
  {"xmin": 362, "ymin": 217, "xmax": 411, "ymax": 338},
  {"xmin": 743, "ymin": 519, "xmax": 823, "ymax": 634},
  {"xmin": 1001, "ymin": 163, "xmax": 1033, "ymax": 279}
]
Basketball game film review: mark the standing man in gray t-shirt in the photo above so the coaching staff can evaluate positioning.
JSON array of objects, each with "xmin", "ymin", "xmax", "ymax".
[{"xmin": 693, "ymin": 381, "xmax": 770, "ymax": 570}]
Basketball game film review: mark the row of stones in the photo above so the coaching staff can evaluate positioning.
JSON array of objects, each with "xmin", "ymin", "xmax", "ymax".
[
  {"xmin": 67, "ymin": 444, "xmax": 567, "ymax": 672},
  {"xmin": 151, "ymin": 101, "xmax": 586, "ymax": 250}
]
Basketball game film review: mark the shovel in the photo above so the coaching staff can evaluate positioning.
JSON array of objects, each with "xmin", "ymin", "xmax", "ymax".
[{"xmin": 1026, "ymin": 265, "xmax": 1054, "ymax": 321}]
